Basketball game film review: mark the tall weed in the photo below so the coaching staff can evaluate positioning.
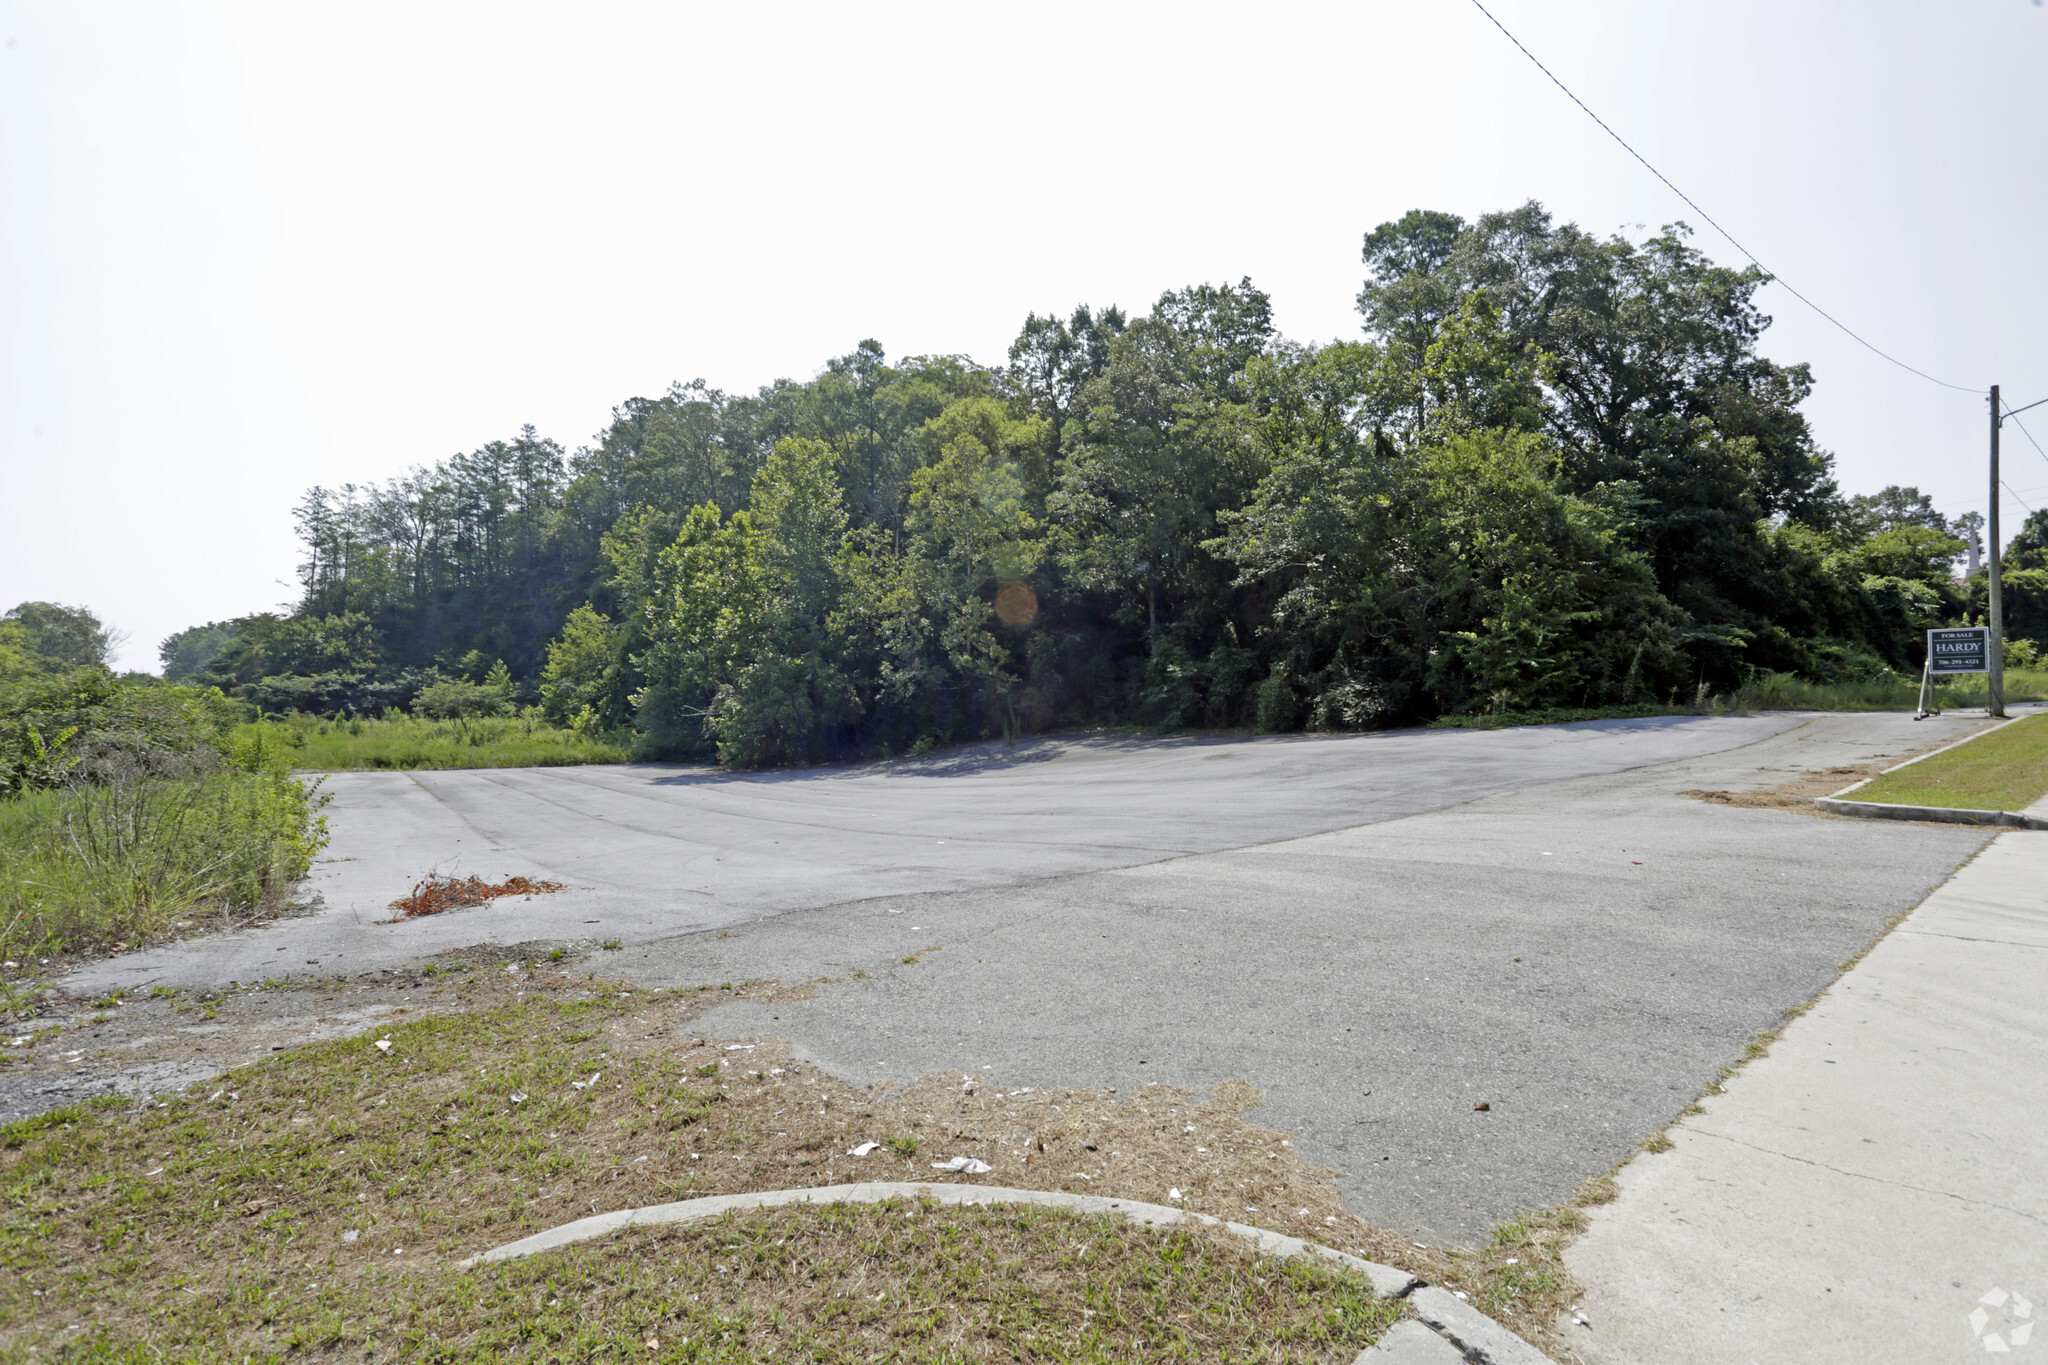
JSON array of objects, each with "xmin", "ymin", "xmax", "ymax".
[
  {"xmin": 1723, "ymin": 667, "xmax": 2048, "ymax": 712},
  {"xmin": 0, "ymin": 770, "xmax": 328, "ymax": 956},
  {"xmin": 252, "ymin": 711, "xmax": 631, "ymax": 771}
]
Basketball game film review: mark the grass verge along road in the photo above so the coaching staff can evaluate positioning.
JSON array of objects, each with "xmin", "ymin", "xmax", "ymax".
[
  {"xmin": 0, "ymin": 965, "xmax": 1581, "ymax": 1358},
  {"xmin": 1855, "ymin": 713, "xmax": 2048, "ymax": 810},
  {"xmin": 1, "ymin": 968, "xmax": 1512, "ymax": 1361}
]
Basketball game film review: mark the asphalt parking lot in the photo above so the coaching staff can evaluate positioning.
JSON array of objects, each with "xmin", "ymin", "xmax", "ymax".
[{"xmin": 69, "ymin": 710, "xmax": 1995, "ymax": 1243}]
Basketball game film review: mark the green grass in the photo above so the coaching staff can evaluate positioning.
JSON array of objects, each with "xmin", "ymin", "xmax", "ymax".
[
  {"xmin": 1854, "ymin": 713, "xmax": 2048, "ymax": 811},
  {"xmin": 1430, "ymin": 668, "xmax": 2048, "ymax": 730},
  {"xmin": 0, "ymin": 983, "xmax": 1402, "ymax": 1362},
  {"xmin": 417, "ymin": 1201, "xmax": 1398, "ymax": 1363},
  {"xmin": 0, "ymin": 767, "xmax": 328, "ymax": 957},
  {"xmin": 245, "ymin": 714, "xmax": 632, "ymax": 772},
  {"xmin": 1722, "ymin": 667, "xmax": 2048, "ymax": 713}
]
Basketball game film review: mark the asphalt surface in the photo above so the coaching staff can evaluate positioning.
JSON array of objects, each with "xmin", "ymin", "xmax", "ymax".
[
  {"xmin": 65, "ymin": 711, "xmax": 2000, "ymax": 1244},
  {"xmin": 79, "ymin": 714, "xmax": 1799, "ymax": 983},
  {"xmin": 1566, "ymin": 828, "xmax": 2048, "ymax": 1362}
]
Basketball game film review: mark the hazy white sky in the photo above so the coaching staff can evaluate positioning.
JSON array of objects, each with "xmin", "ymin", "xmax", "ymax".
[{"xmin": 4, "ymin": 0, "xmax": 2046, "ymax": 671}]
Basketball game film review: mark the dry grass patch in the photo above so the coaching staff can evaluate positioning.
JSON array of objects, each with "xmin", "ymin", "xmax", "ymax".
[
  {"xmin": 0, "ymin": 972, "xmax": 1431, "ymax": 1361},
  {"xmin": 1680, "ymin": 763, "xmax": 1891, "ymax": 809},
  {"xmin": 421, "ymin": 1199, "xmax": 1402, "ymax": 1361}
]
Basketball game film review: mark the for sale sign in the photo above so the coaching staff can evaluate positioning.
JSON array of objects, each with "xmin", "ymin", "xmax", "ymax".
[{"xmin": 1927, "ymin": 626, "xmax": 1992, "ymax": 675}]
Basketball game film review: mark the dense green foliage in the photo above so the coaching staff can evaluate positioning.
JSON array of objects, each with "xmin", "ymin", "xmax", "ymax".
[
  {"xmin": 162, "ymin": 202, "xmax": 2011, "ymax": 767},
  {"xmin": 0, "ymin": 613, "xmax": 329, "ymax": 955},
  {"xmin": 1, "ymin": 663, "xmax": 242, "ymax": 795},
  {"xmin": 3, "ymin": 601, "xmax": 123, "ymax": 672}
]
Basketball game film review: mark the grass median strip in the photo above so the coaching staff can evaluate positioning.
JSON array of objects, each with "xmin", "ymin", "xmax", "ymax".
[{"xmin": 1853, "ymin": 714, "xmax": 2048, "ymax": 811}]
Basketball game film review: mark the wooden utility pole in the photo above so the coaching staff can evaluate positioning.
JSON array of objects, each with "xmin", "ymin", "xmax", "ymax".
[{"xmin": 1989, "ymin": 385, "xmax": 2005, "ymax": 718}]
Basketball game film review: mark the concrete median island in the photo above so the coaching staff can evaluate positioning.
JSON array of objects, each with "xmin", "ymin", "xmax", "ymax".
[{"xmin": 1818, "ymin": 711, "xmax": 2048, "ymax": 829}]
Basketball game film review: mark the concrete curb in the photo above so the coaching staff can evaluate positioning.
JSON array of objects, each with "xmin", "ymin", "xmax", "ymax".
[
  {"xmin": 458, "ymin": 1181, "xmax": 1557, "ymax": 1364},
  {"xmin": 1816, "ymin": 714, "xmax": 2048, "ymax": 829},
  {"xmin": 1812, "ymin": 795, "xmax": 2048, "ymax": 829}
]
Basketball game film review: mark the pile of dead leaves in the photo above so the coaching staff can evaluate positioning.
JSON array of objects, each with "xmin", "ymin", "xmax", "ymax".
[{"xmin": 385, "ymin": 873, "xmax": 564, "ymax": 920}]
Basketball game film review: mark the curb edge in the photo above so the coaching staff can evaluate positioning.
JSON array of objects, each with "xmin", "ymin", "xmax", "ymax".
[
  {"xmin": 1815, "ymin": 795, "xmax": 2048, "ymax": 829},
  {"xmin": 1818, "ymin": 713, "xmax": 2047, "ymax": 828},
  {"xmin": 455, "ymin": 1181, "xmax": 1558, "ymax": 1364}
]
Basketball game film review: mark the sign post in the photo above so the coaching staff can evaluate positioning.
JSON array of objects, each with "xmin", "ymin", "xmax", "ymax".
[{"xmin": 1918, "ymin": 626, "xmax": 1993, "ymax": 720}]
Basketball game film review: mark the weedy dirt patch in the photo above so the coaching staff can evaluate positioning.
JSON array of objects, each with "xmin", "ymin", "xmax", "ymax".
[
  {"xmin": 1681, "ymin": 763, "xmax": 1894, "ymax": 810},
  {"xmin": 0, "ymin": 950, "xmax": 573, "ymax": 1124},
  {"xmin": 0, "ymin": 968, "xmax": 1572, "ymax": 1360},
  {"xmin": 1678, "ymin": 725, "xmax": 1997, "ymax": 814},
  {"xmin": 385, "ymin": 873, "xmax": 567, "ymax": 920}
]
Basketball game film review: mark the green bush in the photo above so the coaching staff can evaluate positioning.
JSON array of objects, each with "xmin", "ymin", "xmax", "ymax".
[
  {"xmin": 0, "ymin": 664, "xmax": 326, "ymax": 956},
  {"xmin": 0, "ymin": 668, "xmax": 240, "ymax": 794},
  {"xmin": 412, "ymin": 677, "xmax": 513, "ymax": 719}
]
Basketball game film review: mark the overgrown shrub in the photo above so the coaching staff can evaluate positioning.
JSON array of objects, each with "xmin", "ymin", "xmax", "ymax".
[
  {"xmin": 412, "ymin": 678, "xmax": 512, "ymax": 719},
  {"xmin": 0, "ymin": 667, "xmax": 329, "ymax": 955},
  {"xmin": 0, "ymin": 768, "xmax": 328, "ymax": 955},
  {"xmin": 0, "ymin": 668, "xmax": 239, "ymax": 794}
]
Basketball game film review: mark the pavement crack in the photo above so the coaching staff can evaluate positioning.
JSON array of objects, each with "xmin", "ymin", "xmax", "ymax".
[
  {"xmin": 1684, "ymin": 1127, "xmax": 2048, "ymax": 1228},
  {"xmin": 1893, "ymin": 928, "xmax": 2048, "ymax": 952},
  {"xmin": 401, "ymin": 773, "xmax": 525, "ymax": 864}
]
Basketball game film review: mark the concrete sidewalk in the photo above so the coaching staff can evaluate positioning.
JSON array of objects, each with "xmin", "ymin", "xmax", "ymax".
[{"xmin": 1563, "ymin": 830, "xmax": 2048, "ymax": 1362}]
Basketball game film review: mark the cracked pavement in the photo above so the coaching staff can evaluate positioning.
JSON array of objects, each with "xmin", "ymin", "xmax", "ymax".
[{"xmin": 56, "ymin": 711, "xmax": 2003, "ymax": 1245}]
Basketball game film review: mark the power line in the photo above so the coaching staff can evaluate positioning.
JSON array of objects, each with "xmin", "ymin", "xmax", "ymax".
[
  {"xmin": 1466, "ymin": 0, "xmax": 1980, "ymax": 396},
  {"xmin": 2003, "ymin": 480, "xmax": 2038, "ymax": 516},
  {"xmin": 2001, "ymin": 403, "xmax": 2048, "ymax": 471},
  {"xmin": 1934, "ymin": 487, "xmax": 2047, "ymax": 514}
]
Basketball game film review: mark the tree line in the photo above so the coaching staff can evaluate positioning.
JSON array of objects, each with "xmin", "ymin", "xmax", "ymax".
[{"xmin": 161, "ymin": 202, "xmax": 2048, "ymax": 765}]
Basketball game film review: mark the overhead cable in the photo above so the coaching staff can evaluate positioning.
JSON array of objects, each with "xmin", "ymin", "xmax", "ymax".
[
  {"xmin": 1466, "ymin": 0, "xmax": 1980, "ymax": 396},
  {"xmin": 2001, "ymin": 404, "xmax": 2048, "ymax": 471}
]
